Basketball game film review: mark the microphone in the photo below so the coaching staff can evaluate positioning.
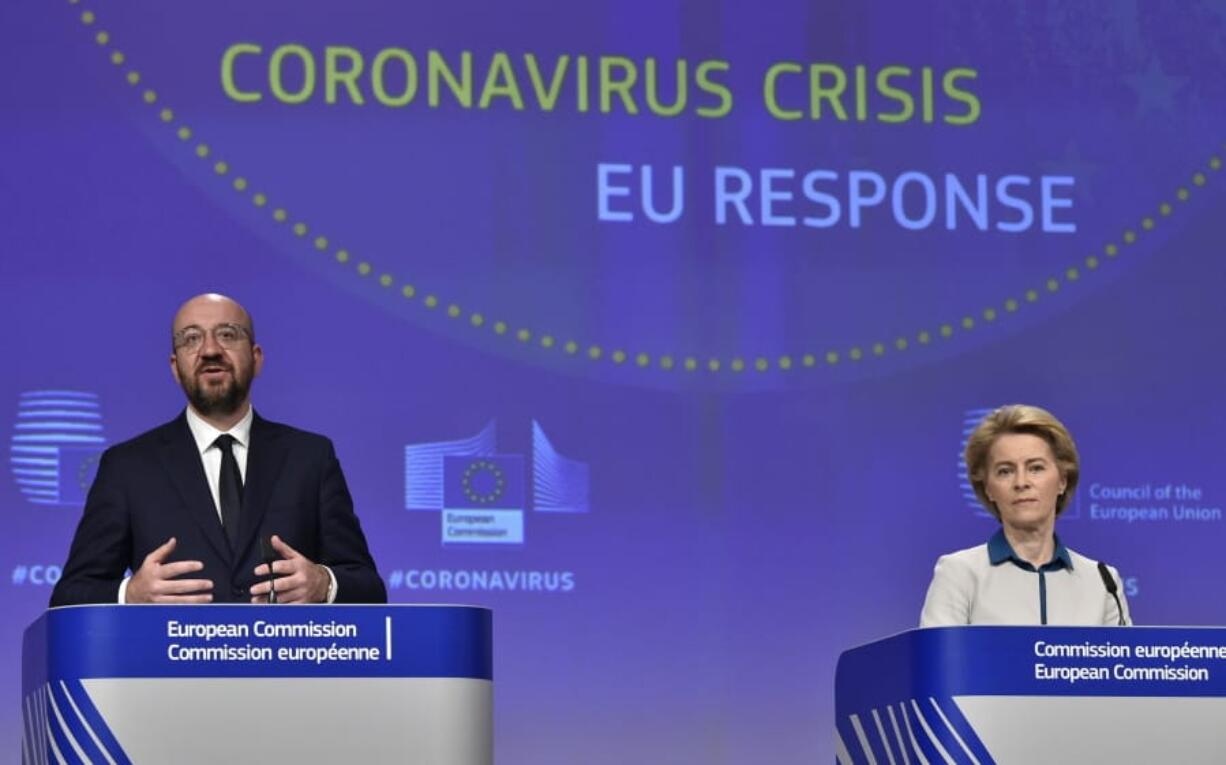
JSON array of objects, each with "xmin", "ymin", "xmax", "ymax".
[
  {"xmin": 260, "ymin": 534, "xmax": 279, "ymax": 604},
  {"xmin": 1097, "ymin": 561, "xmax": 1126, "ymax": 626}
]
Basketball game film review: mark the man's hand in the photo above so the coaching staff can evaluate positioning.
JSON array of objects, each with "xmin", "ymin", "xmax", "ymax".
[
  {"xmin": 126, "ymin": 537, "xmax": 212, "ymax": 603},
  {"xmin": 250, "ymin": 535, "xmax": 330, "ymax": 604}
]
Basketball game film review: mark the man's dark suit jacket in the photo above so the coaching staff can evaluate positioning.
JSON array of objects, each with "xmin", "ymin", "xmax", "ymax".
[{"xmin": 50, "ymin": 412, "xmax": 386, "ymax": 605}]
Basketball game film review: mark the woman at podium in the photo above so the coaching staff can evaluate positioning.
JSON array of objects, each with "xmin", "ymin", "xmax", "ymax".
[{"xmin": 920, "ymin": 404, "xmax": 1131, "ymax": 627}]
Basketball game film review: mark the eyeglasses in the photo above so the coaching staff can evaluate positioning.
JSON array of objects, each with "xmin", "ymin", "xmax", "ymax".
[{"xmin": 173, "ymin": 323, "xmax": 252, "ymax": 353}]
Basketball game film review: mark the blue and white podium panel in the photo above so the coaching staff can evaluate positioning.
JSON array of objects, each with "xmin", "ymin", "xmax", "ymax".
[
  {"xmin": 835, "ymin": 627, "xmax": 1226, "ymax": 765},
  {"xmin": 21, "ymin": 604, "xmax": 492, "ymax": 765}
]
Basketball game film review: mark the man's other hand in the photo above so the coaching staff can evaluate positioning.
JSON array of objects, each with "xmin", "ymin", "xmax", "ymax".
[{"xmin": 250, "ymin": 535, "xmax": 329, "ymax": 604}]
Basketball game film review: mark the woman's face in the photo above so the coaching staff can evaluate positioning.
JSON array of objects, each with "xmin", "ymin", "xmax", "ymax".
[{"xmin": 984, "ymin": 432, "xmax": 1067, "ymax": 533}]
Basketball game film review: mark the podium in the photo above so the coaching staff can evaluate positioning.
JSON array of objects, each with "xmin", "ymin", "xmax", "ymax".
[
  {"xmin": 835, "ymin": 626, "xmax": 1226, "ymax": 765},
  {"xmin": 21, "ymin": 604, "xmax": 492, "ymax": 765}
]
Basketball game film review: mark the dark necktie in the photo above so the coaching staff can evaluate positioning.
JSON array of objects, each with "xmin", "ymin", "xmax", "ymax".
[{"xmin": 214, "ymin": 434, "xmax": 243, "ymax": 549}]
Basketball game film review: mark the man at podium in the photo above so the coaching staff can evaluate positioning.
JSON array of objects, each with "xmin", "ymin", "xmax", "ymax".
[
  {"xmin": 50, "ymin": 293, "xmax": 386, "ymax": 606},
  {"xmin": 920, "ymin": 404, "xmax": 1130, "ymax": 626}
]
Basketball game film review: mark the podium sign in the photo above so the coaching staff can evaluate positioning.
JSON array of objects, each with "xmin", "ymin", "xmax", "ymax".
[
  {"xmin": 22, "ymin": 604, "xmax": 492, "ymax": 764},
  {"xmin": 835, "ymin": 626, "xmax": 1226, "ymax": 764}
]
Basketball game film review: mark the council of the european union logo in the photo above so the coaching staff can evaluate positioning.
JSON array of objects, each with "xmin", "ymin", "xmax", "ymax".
[
  {"xmin": 958, "ymin": 408, "xmax": 995, "ymax": 517},
  {"xmin": 10, "ymin": 390, "xmax": 106, "ymax": 507},
  {"xmin": 404, "ymin": 420, "xmax": 590, "ymax": 545},
  {"xmin": 958, "ymin": 407, "xmax": 1079, "ymax": 519}
]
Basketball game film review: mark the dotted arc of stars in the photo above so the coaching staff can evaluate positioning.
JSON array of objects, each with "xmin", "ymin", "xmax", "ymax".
[{"xmin": 70, "ymin": 2, "xmax": 1222, "ymax": 375}]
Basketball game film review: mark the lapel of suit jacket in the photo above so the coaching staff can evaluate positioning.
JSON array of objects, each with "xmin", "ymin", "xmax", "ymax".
[
  {"xmin": 233, "ymin": 412, "xmax": 290, "ymax": 563},
  {"xmin": 157, "ymin": 413, "xmax": 232, "ymax": 565}
]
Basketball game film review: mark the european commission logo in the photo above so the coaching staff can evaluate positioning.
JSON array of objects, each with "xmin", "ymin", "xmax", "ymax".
[
  {"xmin": 9, "ymin": 390, "xmax": 106, "ymax": 507},
  {"xmin": 404, "ymin": 420, "xmax": 590, "ymax": 545},
  {"xmin": 958, "ymin": 407, "xmax": 1079, "ymax": 519}
]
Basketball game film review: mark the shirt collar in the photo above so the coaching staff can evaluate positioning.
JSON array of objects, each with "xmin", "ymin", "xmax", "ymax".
[
  {"xmin": 987, "ymin": 528, "xmax": 1073, "ymax": 571},
  {"xmin": 184, "ymin": 404, "xmax": 254, "ymax": 455}
]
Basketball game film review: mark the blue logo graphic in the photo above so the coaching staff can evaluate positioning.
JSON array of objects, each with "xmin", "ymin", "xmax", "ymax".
[
  {"xmin": 405, "ymin": 420, "xmax": 590, "ymax": 545},
  {"xmin": 958, "ymin": 408, "xmax": 995, "ymax": 518},
  {"xmin": 532, "ymin": 421, "xmax": 590, "ymax": 514},
  {"xmin": 443, "ymin": 455, "xmax": 527, "ymax": 543},
  {"xmin": 9, "ymin": 390, "xmax": 106, "ymax": 507}
]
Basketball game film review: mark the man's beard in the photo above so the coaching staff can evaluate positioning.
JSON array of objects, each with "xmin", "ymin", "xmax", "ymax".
[{"xmin": 182, "ymin": 358, "xmax": 250, "ymax": 417}]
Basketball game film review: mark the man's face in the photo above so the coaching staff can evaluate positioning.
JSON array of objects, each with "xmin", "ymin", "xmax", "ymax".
[{"xmin": 169, "ymin": 296, "xmax": 263, "ymax": 418}]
